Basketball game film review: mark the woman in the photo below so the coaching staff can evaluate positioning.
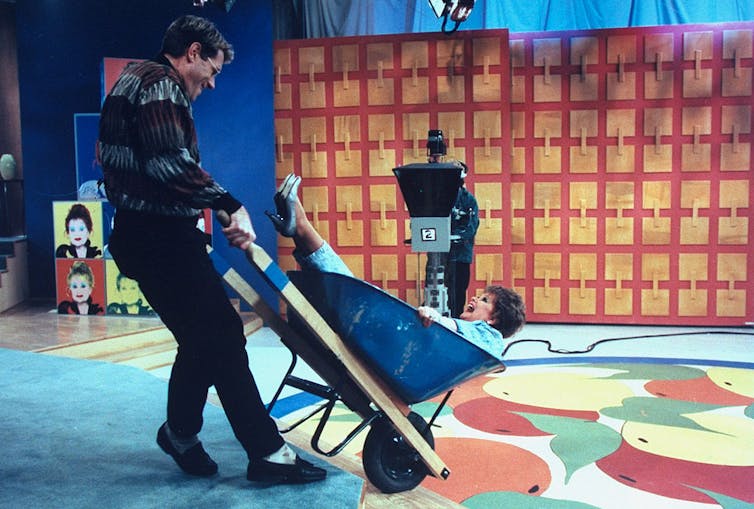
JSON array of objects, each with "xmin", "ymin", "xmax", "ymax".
[{"xmin": 268, "ymin": 173, "xmax": 526, "ymax": 361}]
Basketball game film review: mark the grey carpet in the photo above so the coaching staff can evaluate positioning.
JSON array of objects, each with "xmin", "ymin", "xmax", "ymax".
[{"xmin": 0, "ymin": 348, "xmax": 363, "ymax": 509}]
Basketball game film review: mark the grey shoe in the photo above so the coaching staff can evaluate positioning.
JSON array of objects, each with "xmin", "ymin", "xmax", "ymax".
[{"xmin": 265, "ymin": 173, "xmax": 301, "ymax": 237}]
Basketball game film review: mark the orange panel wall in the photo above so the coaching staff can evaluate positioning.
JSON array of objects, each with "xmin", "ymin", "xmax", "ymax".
[{"xmin": 274, "ymin": 22, "xmax": 753, "ymax": 326}]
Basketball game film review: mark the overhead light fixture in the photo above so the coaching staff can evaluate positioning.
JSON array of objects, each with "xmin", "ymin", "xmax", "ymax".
[
  {"xmin": 193, "ymin": 0, "xmax": 236, "ymax": 12},
  {"xmin": 427, "ymin": 0, "xmax": 475, "ymax": 34}
]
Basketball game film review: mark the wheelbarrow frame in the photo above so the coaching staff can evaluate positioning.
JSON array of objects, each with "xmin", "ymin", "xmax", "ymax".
[
  {"xmin": 209, "ymin": 243, "xmax": 451, "ymax": 486},
  {"xmin": 265, "ymin": 337, "xmax": 454, "ymax": 460}
]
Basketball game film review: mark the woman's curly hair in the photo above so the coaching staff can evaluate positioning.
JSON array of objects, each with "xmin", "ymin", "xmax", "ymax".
[{"xmin": 486, "ymin": 285, "xmax": 526, "ymax": 338}]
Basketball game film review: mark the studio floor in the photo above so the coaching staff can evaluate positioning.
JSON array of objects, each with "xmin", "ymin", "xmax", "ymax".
[{"xmin": 1, "ymin": 301, "xmax": 752, "ymax": 508}]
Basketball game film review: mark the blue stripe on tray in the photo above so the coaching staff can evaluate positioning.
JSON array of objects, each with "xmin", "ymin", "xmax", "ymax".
[{"xmin": 268, "ymin": 391, "xmax": 325, "ymax": 419}]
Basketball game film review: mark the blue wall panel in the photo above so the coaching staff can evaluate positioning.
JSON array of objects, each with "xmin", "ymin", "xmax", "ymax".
[{"xmin": 17, "ymin": 1, "xmax": 277, "ymax": 307}]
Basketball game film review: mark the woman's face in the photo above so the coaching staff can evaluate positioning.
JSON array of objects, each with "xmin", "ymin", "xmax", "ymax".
[
  {"xmin": 67, "ymin": 218, "xmax": 90, "ymax": 247},
  {"xmin": 68, "ymin": 275, "xmax": 92, "ymax": 303},
  {"xmin": 459, "ymin": 292, "xmax": 497, "ymax": 325}
]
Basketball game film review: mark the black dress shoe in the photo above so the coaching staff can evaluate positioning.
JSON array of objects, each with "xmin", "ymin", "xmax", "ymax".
[
  {"xmin": 247, "ymin": 456, "xmax": 327, "ymax": 484},
  {"xmin": 157, "ymin": 423, "xmax": 218, "ymax": 476}
]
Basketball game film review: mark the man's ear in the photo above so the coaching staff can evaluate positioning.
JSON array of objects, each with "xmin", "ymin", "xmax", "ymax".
[{"xmin": 187, "ymin": 41, "xmax": 202, "ymax": 62}]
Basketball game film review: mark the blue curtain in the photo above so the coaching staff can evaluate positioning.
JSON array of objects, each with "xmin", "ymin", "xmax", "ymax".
[{"xmin": 275, "ymin": 0, "xmax": 754, "ymax": 39}]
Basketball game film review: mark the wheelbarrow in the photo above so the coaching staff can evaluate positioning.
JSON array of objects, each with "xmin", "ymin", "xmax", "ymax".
[{"xmin": 209, "ymin": 237, "xmax": 503, "ymax": 493}]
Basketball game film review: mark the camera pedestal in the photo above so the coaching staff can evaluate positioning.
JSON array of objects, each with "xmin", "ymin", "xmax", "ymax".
[
  {"xmin": 394, "ymin": 162, "xmax": 463, "ymax": 316},
  {"xmin": 424, "ymin": 251, "xmax": 449, "ymax": 316}
]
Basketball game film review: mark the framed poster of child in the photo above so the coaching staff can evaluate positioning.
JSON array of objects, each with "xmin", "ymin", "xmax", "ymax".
[
  {"xmin": 53, "ymin": 201, "xmax": 104, "ymax": 259},
  {"xmin": 105, "ymin": 259, "xmax": 155, "ymax": 316},
  {"xmin": 56, "ymin": 259, "xmax": 106, "ymax": 315}
]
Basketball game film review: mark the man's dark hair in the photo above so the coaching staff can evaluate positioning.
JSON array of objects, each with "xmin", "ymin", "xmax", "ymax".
[
  {"xmin": 486, "ymin": 285, "xmax": 526, "ymax": 338},
  {"xmin": 161, "ymin": 15, "xmax": 234, "ymax": 63}
]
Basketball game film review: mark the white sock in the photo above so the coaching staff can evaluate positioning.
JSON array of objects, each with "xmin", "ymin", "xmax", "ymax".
[
  {"xmin": 263, "ymin": 443, "xmax": 297, "ymax": 465},
  {"xmin": 164, "ymin": 423, "xmax": 199, "ymax": 454}
]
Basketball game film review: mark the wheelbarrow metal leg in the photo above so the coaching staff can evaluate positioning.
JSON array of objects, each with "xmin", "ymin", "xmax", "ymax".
[
  {"xmin": 309, "ymin": 400, "xmax": 381, "ymax": 457},
  {"xmin": 426, "ymin": 390, "xmax": 454, "ymax": 431}
]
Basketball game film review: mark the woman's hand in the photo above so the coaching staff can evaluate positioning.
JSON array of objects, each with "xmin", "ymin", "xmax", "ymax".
[
  {"xmin": 417, "ymin": 306, "xmax": 441, "ymax": 327},
  {"xmin": 417, "ymin": 306, "xmax": 458, "ymax": 331}
]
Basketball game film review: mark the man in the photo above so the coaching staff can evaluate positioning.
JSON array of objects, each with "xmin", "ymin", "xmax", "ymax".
[
  {"xmin": 269, "ymin": 174, "xmax": 526, "ymax": 360},
  {"xmin": 97, "ymin": 15, "xmax": 325, "ymax": 484},
  {"xmin": 446, "ymin": 162, "xmax": 480, "ymax": 318}
]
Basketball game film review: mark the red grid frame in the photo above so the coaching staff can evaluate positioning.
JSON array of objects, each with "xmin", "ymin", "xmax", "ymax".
[
  {"xmin": 508, "ymin": 23, "xmax": 753, "ymax": 325},
  {"xmin": 274, "ymin": 22, "xmax": 753, "ymax": 326},
  {"xmin": 273, "ymin": 29, "xmax": 513, "ymax": 306}
]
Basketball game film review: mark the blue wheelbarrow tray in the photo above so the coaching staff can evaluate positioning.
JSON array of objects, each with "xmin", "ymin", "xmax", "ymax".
[{"xmin": 288, "ymin": 270, "xmax": 504, "ymax": 404}]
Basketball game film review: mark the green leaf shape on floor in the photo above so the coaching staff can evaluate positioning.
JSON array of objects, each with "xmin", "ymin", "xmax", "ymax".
[
  {"xmin": 601, "ymin": 396, "xmax": 725, "ymax": 432},
  {"xmin": 594, "ymin": 363, "xmax": 704, "ymax": 381},
  {"xmin": 412, "ymin": 400, "xmax": 454, "ymax": 420},
  {"xmin": 691, "ymin": 486, "xmax": 754, "ymax": 509},
  {"xmin": 463, "ymin": 490, "xmax": 600, "ymax": 509},
  {"xmin": 328, "ymin": 412, "xmax": 362, "ymax": 423},
  {"xmin": 745, "ymin": 403, "xmax": 754, "ymax": 420},
  {"xmin": 516, "ymin": 413, "xmax": 622, "ymax": 483}
]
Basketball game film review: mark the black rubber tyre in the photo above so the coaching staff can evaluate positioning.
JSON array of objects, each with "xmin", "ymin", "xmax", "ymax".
[{"xmin": 361, "ymin": 411, "xmax": 435, "ymax": 493}]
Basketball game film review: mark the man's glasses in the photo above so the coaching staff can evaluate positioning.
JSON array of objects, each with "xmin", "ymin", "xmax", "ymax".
[{"xmin": 204, "ymin": 56, "xmax": 221, "ymax": 76}]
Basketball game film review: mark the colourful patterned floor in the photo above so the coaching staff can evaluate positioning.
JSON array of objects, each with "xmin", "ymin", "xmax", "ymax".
[
  {"xmin": 416, "ymin": 360, "xmax": 754, "ymax": 508},
  {"xmin": 279, "ymin": 346, "xmax": 754, "ymax": 508}
]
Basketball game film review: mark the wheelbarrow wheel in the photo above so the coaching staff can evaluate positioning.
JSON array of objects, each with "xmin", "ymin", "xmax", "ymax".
[{"xmin": 362, "ymin": 411, "xmax": 435, "ymax": 494}]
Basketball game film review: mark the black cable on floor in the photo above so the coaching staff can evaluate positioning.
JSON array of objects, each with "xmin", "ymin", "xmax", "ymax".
[{"xmin": 501, "ymin": 330, "xmax": 754, "ymax": 358}]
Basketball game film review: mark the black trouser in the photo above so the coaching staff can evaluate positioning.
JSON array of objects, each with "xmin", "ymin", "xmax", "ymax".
[
  {"xmin": 109, "ymin": 210, "xmax": 284, "ymax": 460},
  {"xmin": 445, "ymin": 260, "xmax": 471, "ymax": 318}
]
